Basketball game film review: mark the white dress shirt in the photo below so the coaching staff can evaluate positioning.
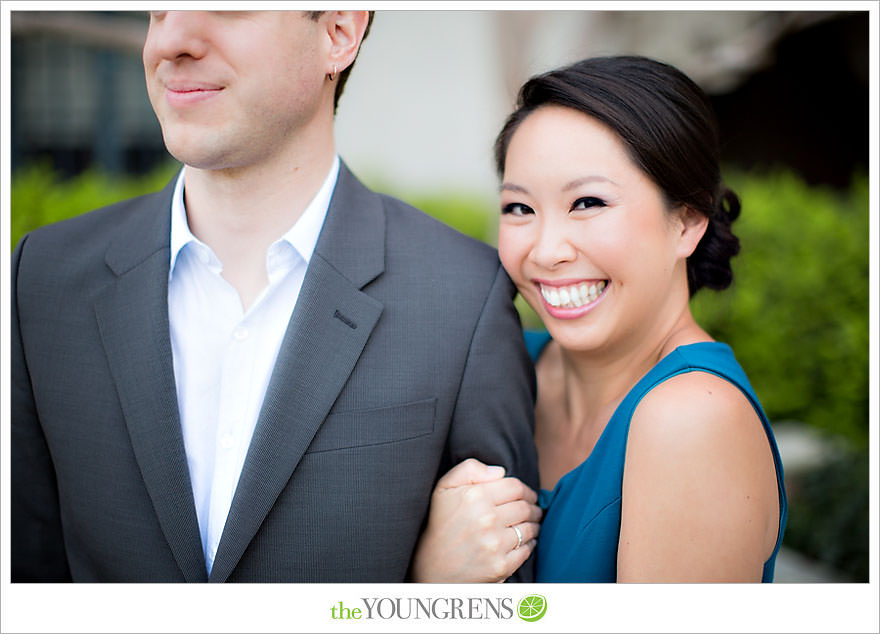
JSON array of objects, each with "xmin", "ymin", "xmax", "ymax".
[{"xmin": 168, "ymin": 157, "xmax": 339, "ymax": 574}]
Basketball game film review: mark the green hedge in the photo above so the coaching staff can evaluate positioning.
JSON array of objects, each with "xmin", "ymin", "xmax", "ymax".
[
  {"xmin": 11, "ymin": 161, "xmax": 180, "ymax": 251},
  {"xmin": 691, "ymin": 169, "xmax": 869, "ymax": 448}
]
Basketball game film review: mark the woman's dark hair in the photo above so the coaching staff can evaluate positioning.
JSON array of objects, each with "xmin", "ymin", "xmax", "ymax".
[{"xmin": 494, "ymin": 55, "xmax": 740, "ymax": 296}]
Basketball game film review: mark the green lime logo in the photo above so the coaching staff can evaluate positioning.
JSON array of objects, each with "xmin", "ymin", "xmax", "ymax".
[{"xmin": 517, "ymin": 594, "xmax": 547, "ymax": 622}]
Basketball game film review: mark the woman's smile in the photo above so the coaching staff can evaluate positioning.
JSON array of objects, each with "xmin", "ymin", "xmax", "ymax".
[{"xmin": 534, "ymin": 278, "xmax": 608, "ymax": 318}]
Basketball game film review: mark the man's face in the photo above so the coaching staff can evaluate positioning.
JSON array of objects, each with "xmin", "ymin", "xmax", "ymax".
[{"xmin": 143, "ymin": 11, "xmax": 329, "ymax": 171}]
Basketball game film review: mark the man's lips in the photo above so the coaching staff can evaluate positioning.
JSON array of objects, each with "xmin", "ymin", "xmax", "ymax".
[
  {"xmin": 164, "ymin": 83, "xmax": 224, "ymax": 106},
  {"xmin": 164, "ymin": 78, "xmax": 224, "ymax": 92}
]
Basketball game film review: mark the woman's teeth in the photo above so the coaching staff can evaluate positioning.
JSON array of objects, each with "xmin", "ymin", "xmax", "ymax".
[{"xmin": 540, "ymin": 280, "xmax": 606, "ymax": 308}]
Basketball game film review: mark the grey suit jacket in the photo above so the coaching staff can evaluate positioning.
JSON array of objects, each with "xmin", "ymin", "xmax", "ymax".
[{"xmin": 11, "ymin": 162, "xmax": 538, "ymax": 582}]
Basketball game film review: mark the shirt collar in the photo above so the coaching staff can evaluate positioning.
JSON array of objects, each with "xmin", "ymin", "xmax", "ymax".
[
  {"xmin": 283, "ymin": 154, "xmax": 339, "ymax": 265},
  {"xmin": 169, "ymin": 168, "xmax": 194, "ymax": 279},
  {"xmin": 168, "ymin": 156, "xmax": 341, "ymax": 281}
]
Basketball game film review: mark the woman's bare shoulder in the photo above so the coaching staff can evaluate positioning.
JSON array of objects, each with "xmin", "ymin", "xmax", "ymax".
[{"xmin": 617, "ymin": 370, "xmax": 778, "ymax": 581}]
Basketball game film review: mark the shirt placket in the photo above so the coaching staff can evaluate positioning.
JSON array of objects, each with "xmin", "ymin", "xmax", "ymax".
[{"xmin": 205, "ymin": 293, "xmax": 257, "ymax": 571}]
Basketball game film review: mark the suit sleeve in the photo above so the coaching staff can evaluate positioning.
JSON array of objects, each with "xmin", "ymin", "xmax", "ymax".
[
  {"xmin": 11, "ymin": 236, "xmax": 72, "ymax": 581},
  {"xmin": 446, "ymin": 263, "xmax": 540, "ymax": 582}
]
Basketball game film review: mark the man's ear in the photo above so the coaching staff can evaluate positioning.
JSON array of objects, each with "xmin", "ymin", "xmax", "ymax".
[
  {"xmin": 674, "ymin": 205, "xmax": 709, "ymax": 259},
  {"xmin": 324, "ymin": 11, "xmax": 370, "ymax": 75}
]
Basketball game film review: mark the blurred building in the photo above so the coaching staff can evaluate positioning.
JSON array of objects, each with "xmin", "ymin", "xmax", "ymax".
[
  {"xmin": 9, "ymin": 10, "xmax": 869, "ymax": 192},
  {"xmin": 10, "ymin": 11, "xmax": 162, "ymax": 175}
]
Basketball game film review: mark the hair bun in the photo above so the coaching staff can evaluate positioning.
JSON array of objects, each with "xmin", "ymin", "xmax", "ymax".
[
  {"xmin": 687, "ymin": 185, "xmax": 741, "ymax": 293},
  {"xmin": 720, "ymin": 186, "xmax": 741, "ymax": 223}
]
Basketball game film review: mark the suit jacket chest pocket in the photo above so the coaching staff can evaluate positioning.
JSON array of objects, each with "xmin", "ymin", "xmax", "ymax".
[{"xmin": 305, "ymin": 398, "xmax": 437, "ymax": 454}]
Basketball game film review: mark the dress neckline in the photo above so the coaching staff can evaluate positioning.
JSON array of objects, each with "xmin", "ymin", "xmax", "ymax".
[{"xmin": 538, "ymin": 340, "xmax": 729, "ymax": 503}]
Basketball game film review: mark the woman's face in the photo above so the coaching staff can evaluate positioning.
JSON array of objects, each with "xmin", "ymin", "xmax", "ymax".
[{"xmin": 498, "ymin": 105, "xmax": 702, "ymax": 355}]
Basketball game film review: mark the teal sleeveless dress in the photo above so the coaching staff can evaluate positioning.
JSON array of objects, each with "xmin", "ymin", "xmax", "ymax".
[{"xmin": 524, "ymin": 330, "xmax": 788, "ymax": 582}]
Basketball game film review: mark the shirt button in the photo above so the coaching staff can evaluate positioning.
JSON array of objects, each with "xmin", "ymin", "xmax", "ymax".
[
  {"xmin": 232, "ymin": 326, "xmax": 248, "ymax": 341},
  {"xmin": 220, "ymin": 434, "xmax": 234, "ymax": 449}
]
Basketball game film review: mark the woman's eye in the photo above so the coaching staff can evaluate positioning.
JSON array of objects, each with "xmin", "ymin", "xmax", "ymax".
[
  {"xmin": 501, "ymin": 203, "xmax": 534, "ymax": 216},
  {"xmin": 572, "ymin": 197, "xmax": 605, "ymax": 210}
]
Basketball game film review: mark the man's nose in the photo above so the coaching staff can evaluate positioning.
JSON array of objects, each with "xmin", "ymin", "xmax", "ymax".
[{"xmin": 145, "ymin": 11, "xmax": 211, "ymax": 62}]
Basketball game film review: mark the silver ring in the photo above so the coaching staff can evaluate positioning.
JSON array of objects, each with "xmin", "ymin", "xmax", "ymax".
[{"xmin": 512, "ymin": 524, "xmax": 523, "ymax": 550}]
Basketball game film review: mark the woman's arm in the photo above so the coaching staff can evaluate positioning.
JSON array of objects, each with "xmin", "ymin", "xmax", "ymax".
[
  {"xmin": 617, "ymin": 372, "xmax": 780, "ymax": 582},
  {"xmin": 411, "ymin": 459, "xmax": 542, "ymax": 582}
]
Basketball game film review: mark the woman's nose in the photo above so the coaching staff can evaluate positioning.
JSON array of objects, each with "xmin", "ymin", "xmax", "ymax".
[{"xmin": 530, "ymin": 217, "xmax": 578, "ymax": 270}]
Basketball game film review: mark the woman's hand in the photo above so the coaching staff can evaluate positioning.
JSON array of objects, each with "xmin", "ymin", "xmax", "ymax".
[{"xmin": 411, "ymin": 458, "xmax": 542, "ymax": 582}]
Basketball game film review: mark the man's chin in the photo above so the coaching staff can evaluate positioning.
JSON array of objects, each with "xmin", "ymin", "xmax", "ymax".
[{"xmin": 163, "ymin": 141, "xmax": 233, "ymax": 172}]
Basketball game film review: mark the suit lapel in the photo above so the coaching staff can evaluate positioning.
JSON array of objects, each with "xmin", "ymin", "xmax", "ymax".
[
  {"xmin": 209, "ymin": 163, "xmax": 385, "ymax": 582},
  {"xmin": 94, "ymin": 179, "xmax": 207, "ymax": 583}
]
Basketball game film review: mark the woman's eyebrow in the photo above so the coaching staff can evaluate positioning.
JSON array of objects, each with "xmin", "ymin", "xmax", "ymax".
[{"xmin": 562, "ymin": 175, "xmax": 616, "ymax": 191}]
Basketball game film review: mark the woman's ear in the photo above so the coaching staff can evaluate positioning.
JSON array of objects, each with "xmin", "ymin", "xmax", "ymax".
[
  {"xmin": 324, "ymin": 11, "xmax": 370, "ymax": 75},
  {"xmin": 674, "ymin": 205, "xmax": 709, "ymax": 259}
]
